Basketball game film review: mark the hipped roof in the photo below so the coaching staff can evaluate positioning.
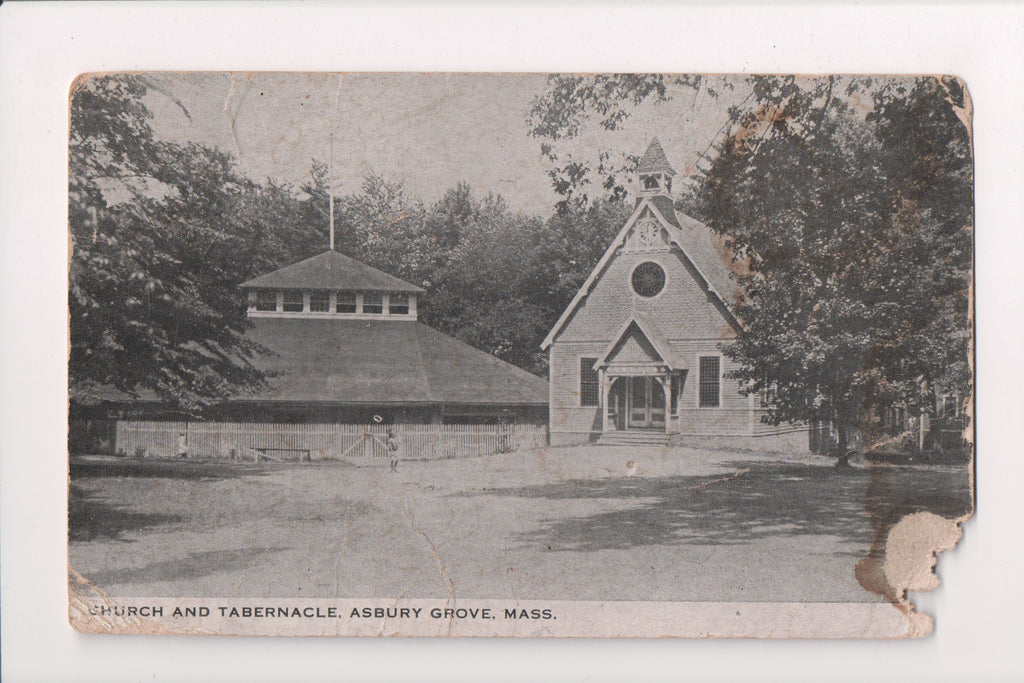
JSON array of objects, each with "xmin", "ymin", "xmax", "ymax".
[
  {"xmin": 75, "ymin": 317, "xmax": 549, "ymax": 408},
  {"xmin": 235, "ymin": 318, "xmax": 548, "ymax": 406},
  {"xmin": 240, "ymin": 250, "xmax": 425, "ymax": 293}
]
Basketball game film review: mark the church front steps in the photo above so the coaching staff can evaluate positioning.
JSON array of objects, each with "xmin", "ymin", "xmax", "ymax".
[{"xmin": 597, "ymin": 430, "xmax": 671, "ymax": 447}]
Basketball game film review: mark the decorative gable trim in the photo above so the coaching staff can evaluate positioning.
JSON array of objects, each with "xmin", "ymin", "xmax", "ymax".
[
  {"xmin": 594, "ymin": 314, "xmax": 679, "ymax": 370},
  {"xmin": 539, "ymin": 200, "xmax": 649, "ymax": 350},
  {"xmin": 541, "ymin": 198, "xmax": 741, "ymax": 350}
]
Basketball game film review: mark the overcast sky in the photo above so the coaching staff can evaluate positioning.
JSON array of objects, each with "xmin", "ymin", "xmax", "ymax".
[{"xmin": 144, "ymin": 72, "xmax": 748, "ymax": 216}]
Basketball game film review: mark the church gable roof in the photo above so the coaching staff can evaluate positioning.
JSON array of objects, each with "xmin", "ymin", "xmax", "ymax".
[
  {"xmin": 541, "ymin": 196, "xmax": 744, "ymax": 350},
  {"xmin": 239, "ymin": 250, "xmax": 425, "ymax": 293},
  {"xmin": 646, "ymin": 201, "xmax": 741, "ymax": 304}
]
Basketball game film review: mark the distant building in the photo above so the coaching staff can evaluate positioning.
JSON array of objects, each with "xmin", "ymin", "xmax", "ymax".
[{"xmin": 542, "ymin": 139, "xmax": 809, "ymax": 450}]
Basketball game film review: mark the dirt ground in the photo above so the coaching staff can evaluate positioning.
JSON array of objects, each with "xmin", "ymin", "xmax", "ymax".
[{"xmin": 68, "ymin": 445, "xmax": 972, "ymax": 603}]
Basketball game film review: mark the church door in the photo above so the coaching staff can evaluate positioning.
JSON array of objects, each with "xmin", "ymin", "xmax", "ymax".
[{"xmin": 627, "ymin": 376, "xmax": 666, "ymax": 429}]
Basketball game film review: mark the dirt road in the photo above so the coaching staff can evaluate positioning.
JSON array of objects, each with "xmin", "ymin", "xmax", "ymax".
[{"xmin": 68, "ymin": 446, "xmax": 971, "ymax": 602}]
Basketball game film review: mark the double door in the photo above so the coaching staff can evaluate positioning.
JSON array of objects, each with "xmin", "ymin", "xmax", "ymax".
[{"xmin": 625, "ymin": 376, "xmax": 665, "ymax": 430}]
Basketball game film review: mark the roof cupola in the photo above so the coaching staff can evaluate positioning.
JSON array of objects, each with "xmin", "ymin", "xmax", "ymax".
[
  {"xmin": 240, "ymin": 250, "xmax": 424, "ymax": 320},
  {"xmin": 636, "ymin": 138, "xmax": 676, "ymax": 198}
]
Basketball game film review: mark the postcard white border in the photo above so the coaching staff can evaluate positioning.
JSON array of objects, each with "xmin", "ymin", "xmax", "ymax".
[{"xmin": 2, "ymin": 2, "xmax": 1022, "ymax": 681}]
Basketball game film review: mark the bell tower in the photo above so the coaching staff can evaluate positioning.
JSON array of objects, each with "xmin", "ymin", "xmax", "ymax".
[{"xmin": 636, "ymin": 138, "xmax": 676, "ymax": 198}]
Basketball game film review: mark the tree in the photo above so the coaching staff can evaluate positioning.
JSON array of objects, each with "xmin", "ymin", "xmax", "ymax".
[
  {"xmin": 537, "ymin": 198, "xmax": 633, "ymax": 303},
  {"xmin": 527, "ymin": 74, "xmax": 732, "ymax": 209},
  {"xmin": 326, "ymin": 172, "xmax": 432, "ymax": 285},
  {"xmin": 704, "ymin": 77, "xmax": 972, "ymax": 455},
  {"xmin": 69, "ymin": 75, "xmax": 323, "ymax": 410},
  {"xmin": 417, "ymin": 192, "xmax": 632, "ymax": 374},
  {"xmin": 530, "ymin": 74, "xmax": 973, "ymax": 455},
  {"xmin": 422, "ymin": 195, "xmax": 551, "ymax": 371}
]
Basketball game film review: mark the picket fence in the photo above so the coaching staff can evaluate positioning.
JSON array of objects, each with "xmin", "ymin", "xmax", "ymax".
[{"xmin": 113, "ymin": 421, "xmax": 547, "ymax": 462}]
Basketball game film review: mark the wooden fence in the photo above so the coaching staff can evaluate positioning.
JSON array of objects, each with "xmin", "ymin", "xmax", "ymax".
[{"xmin": 112, "ymin": 421, "xmax": 547, "ymax": 462}]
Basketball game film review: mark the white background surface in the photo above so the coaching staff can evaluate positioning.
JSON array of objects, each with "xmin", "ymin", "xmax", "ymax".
[{"xmin": 1, "ymin": 3, "xmax": 1021, "ymax": 681}]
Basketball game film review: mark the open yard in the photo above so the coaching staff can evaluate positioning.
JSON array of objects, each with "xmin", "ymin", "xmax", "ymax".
[{"xmin": 68, "ymin": 446, "xmax": 972, "ymax": 603}]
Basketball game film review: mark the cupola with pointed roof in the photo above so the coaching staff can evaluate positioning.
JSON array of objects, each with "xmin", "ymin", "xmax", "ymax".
[{"xmin": 636, "ymin": 138, "xmax": 676, "ymax": 198}]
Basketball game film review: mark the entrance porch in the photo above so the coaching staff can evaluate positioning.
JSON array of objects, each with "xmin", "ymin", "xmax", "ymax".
[
  {"xmin": 592, "ymin": 315, "xmax": 684, "ymax": 444},
  {"xmin": 597, "ymin": 370, "xmax": 678, "ymax": 446},
  {"xmin": 602, "ymin": 371, "xmax": 672, "ymax": 433}
]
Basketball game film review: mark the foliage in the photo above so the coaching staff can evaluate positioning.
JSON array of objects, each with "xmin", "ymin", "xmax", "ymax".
[
  {"xmin": 424, "ymin": 195, "xmax": 631, "ymax": 373},
  {"xmin": 322, "ymin": 177, "xmax": 631, "ymax": 374},
  {"xmin": 528, "ymin": 74, "xmax": 731, "ymax": 209},
  {"xmin": 69, "ymin": 75, "xmax": 323, "ymax": 410},
  {"xmin": 69, "ymin": 73, "xmax": 628, "ymax": 409},
  {"xmin": 705, "ymin": 77, "xmax": 972, "ymax": 450}
]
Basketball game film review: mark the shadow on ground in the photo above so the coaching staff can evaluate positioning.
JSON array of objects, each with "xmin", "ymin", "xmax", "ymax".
[
  {"xmin": 81, "ymin": 546, "xmax": 290, "ymax": 587},
  {"xmin": 69, "ymin": 484, "xmax": 184, "ymax": 542},
  {"xmin": 471, "ymin": 462, "xmax": 972, "ymax": 552},
  {"xmin": 69, "ymin": 458, "xmax": 283, "ymax": 482}
]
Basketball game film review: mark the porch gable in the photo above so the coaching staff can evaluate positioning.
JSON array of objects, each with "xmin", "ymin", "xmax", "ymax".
[{"xmin": 595, "ymin": 315, "xmax": 678, "ymax": 374}]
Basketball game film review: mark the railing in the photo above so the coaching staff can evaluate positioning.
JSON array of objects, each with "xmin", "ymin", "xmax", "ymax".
[{"xmin": 112, "ymin": 421, "xmax": 547, "ymax": 461}]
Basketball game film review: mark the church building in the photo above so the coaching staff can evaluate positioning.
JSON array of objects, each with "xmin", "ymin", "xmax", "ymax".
[{"xmin": 542, "ymin": 139, "xmax": 809, "ymax": 451}]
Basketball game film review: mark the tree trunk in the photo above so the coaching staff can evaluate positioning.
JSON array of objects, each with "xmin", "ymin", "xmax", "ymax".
[{"xmin": 835, "ymin": 420, "xmax": 854, "ymax": 468}]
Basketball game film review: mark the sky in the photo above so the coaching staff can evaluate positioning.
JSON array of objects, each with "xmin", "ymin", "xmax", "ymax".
[{"xmin": 143, "ymin": 72, "xmax": 750, "ymax": 216}]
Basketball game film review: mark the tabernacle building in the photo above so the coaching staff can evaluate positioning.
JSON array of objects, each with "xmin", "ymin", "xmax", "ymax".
[
  {"xmin": 542, "ymin": 139, "xmax": 809, "ymax": 450},
  {"xmin": 70, "ymin": 249, "xmax": 549, "ymax": 458},
  {"xmin": 234, "ymin": 249, "xmax": 549, "ymax": 425}
]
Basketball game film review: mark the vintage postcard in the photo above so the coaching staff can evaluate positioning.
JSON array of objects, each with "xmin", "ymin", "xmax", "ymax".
[{"xmin": 67, "ymin": 72, "xmax": 974, "ymax": 638}]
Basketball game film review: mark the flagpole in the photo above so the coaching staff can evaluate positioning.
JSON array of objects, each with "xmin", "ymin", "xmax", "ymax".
[{"xmin": 328, "ymin": 132, "xmax": 335, "ymax": 251}]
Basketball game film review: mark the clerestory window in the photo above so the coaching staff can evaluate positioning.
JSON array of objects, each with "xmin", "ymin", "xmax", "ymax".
[
  {"xmin": 310, "ymin": 290, "xmax": 330, "ymax": 312},
  {"xmin": 255, "ymin": 290, "xmax": 277, "ymax": 312},
  {"xmin": 362, "ymin": 292, "xmax": 383, "ymax": 315},
  {"xmin": 389, "ymin": 292, "xmax": 410, "ymax": 315},
  {"xmin": 336, "ymin": 291, "xmax": 357, "ymax": 314},
  {"xmin": 282, "ymin": 290, "xmax": 304, "ymax": 312}
]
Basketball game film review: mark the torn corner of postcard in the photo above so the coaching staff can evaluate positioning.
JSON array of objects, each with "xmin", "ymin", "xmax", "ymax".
[{"xmin": 67, "ymin": 71, "xmax": 975, "ymax": 638}]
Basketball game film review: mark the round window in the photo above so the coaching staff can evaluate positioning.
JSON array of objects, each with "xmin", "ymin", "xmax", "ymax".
[{"xmin": 631, "ymin": 261, "xmax": 666, "ymax": 297}]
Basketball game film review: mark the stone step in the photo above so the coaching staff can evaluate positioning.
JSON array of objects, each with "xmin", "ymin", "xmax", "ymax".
[{"xmin": 597, "ymin": 431, "xmax": 671, "ymax": 446}]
